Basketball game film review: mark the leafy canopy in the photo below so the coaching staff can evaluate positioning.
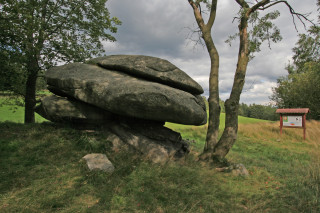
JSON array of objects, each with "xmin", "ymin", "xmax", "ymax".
[
  {"xmin": 225, "ymin": 10, "xmax": 282, "ymax": 59},
  {"xmin": 271, "ymin": 9, "xmax": 320, "ymax": 120},
  {"xmin": 0, "ymin": 0, "xmax": 121, "ymax": 71}
]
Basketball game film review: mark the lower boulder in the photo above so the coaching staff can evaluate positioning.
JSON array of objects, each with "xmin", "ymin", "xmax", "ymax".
[
  {"xmin": 106, "ymin": 118, "xmax": 189, "ymax": 164},
  {"xmin": 35, "ymin": 95, "xmax": 114, "ymax": 124},
  {"xmin": 36, "ymin": 96, "xmax": 190, "ymax": 163}
]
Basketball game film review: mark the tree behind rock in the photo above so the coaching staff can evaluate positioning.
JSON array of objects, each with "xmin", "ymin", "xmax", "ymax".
[{"xmin": 0, "ymin": 0, "xmax": 121, "ymax": 123}]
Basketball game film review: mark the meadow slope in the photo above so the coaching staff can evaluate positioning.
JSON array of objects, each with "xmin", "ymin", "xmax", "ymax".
[{"xmin": 0, "ymin": 100, "xmax": 319, "ymax": 212}]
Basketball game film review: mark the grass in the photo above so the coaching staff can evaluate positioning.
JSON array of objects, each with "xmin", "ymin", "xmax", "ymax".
[
  {"xmin": 0, "ymin": 96, "xmax": 47, "ymax": 123},
  {"xmin": 165, "ymin": 113, "xmax": 268, "ymax": 152},
  {"xmin": 1, "ymin": 99, "xmax": 320, "ymax": 212}
]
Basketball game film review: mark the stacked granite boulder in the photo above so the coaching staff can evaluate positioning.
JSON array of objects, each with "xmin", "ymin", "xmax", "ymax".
[{"xmin": 36, "ymin": 55, "xmax": 207, "ymax": 163}]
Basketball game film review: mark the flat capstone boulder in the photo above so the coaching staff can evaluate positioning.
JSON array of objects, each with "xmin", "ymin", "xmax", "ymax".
[{"xmin": 88, "ymin": 55, "xmax": 204, "ymax": 95}]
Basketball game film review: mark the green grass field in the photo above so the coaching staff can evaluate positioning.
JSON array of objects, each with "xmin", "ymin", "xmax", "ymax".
[
  {"xmin": 165, "ymin": 114, "xmax": 268, "ymax": 152},
  {"xmin": 0, "ymin": 96, "xmax": 47, "ymax": 123},
  {"xmin": 1, "ymin": 99, "xmax": 319, "ymax": 212}
]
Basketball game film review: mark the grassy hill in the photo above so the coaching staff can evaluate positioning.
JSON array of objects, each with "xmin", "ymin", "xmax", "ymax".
[
  {"xmin": 1, "ymin": 100, "xmax": 320, "ymax": 212},
  {"xmin": 0, "ymin": 96, "xmax": 46, "ymax": 123}
]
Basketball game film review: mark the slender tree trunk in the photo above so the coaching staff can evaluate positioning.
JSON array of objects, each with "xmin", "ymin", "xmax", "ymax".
[
  {"xmin": 205, "ymin": 51, "xmax": 220, "ymax": 151},
  {"xmin": 188, "ymin": 0, "xmax": 306, "ymax": 161},
  {"xmin": 201, "ymin": 29, "xmax": 221, "ymax": 160},
  {"xmin": 212, "ymin": 15, "xmax": 249, "ymax": 160},
  {"xmin": 24, "ymin": 58, "xmax": 39, "ymax": 123},
  {"xmin": 24, "ymin": 7, "xmax": 44, "ymax": 123},
  {"xmin": 187, "ymin": 0, "xmax": 221, "ymax": 160}
]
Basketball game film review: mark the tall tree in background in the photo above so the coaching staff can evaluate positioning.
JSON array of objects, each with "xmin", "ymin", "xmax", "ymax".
[
  {"xmin": 0, "ymin": 0, "xmax": 120, "ymax": 123},
  {"xmin": 187, "ymin": 0, "xmax": 311, "ymax": 161},
  {"xmin": 272, "ymin": 0, "xmax": 319, "ymax": 120}
]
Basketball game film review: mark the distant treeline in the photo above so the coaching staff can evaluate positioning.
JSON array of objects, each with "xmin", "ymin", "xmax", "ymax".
[
  {"xmin": 203, "ymin": 98, "xmax": 278, "ymax": 121},
  {"xmin": 238, "ymin": 103, "xmax": 278, "ymax": 121}
]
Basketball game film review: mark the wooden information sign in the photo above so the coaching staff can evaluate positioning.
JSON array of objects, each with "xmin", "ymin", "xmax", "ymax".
[{"xmin": 276, "ymin": 108, "xmax": 309, "ymax": 140}]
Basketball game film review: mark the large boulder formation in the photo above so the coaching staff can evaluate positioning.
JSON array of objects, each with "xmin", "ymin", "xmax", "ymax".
[
  {"xmin": 38, "ymin": 55, "xmax": 206, "ymax": 163},
  {"xmin": 88, "ymin": 55, "xmax": 204, "ymax": 95},
  {"xmin": 46, "ymin": 63, "xmax": 206, "ymax": 125},
  {"xmin": 37, "ymin": 96, "xmax": 190, "ymax": 163}
]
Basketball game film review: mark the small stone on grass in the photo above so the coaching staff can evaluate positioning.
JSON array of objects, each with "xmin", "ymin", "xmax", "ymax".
[{"xmin": 82, "ymin": 153, "xmax": 114, "ymax": 173}]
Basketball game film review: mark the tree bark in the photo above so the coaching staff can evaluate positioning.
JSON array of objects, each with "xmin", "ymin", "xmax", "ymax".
[
  {"xmin": 212, "ymin": 14, "xmax": 250, "ymax": 160},
  {"xmin": 24, "ymin": 58, "xmax": 39, "ymax": 123},
  {"xmin": 24, "ymin": 5, "xmax": 46, "ymax": 123},
  {"xmin": 201, "ymin": 29, "xmax": 220, "ymax": 158},
  {"xmin": 187, "ymin": 0, "xmax": 220, "ymax": 160}
]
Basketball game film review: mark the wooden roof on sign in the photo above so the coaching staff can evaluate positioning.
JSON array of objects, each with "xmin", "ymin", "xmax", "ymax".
[{"xmin": 276, "ymin": 108, "xmax": 310, "ymax": 114}]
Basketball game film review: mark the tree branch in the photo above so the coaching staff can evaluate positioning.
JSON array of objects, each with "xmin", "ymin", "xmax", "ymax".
[
  {"xmin": 257, "ymin": 0, "xmax": 314, "ymax": 31},
  {"xmin": 183, "ymin": 26, "xmax": 206, "ymax": 48},
  {"xmin": 188, "ymin": 0, "xmax": 206, "ymax": 29},
  {"xmin": 207, "ymin": 0, "xmax": 218, "ymax": 29},
  {"xmin": 249, "ymin": 0, "xmax": 270, "ymax": 14},
  {"xmin": 235, "ymin": 0, "xmax": 250, "ymax": 8}
]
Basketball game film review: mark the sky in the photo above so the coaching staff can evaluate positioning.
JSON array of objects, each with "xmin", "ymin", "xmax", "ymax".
[{"xmin": 103, "ymin": 0, "xmax": 318, "ymax": 105}]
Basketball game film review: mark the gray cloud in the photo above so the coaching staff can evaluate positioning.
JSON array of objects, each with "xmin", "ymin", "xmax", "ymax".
[{"xmin": 106, "ymin": 0, "xmax": 318, "ymax": 104}]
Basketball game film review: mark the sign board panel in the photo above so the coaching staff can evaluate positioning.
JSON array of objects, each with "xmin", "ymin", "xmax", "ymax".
[
  {"xmin": 276, "ymin": 108, "xmax": 309, "ymax": 140},
  {"xmin": 283, "ymin": 115, "xmax": 302, "ymax": 127}
]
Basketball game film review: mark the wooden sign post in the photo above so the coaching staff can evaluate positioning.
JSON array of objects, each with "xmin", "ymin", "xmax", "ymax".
[{"xmin": 276, "ymin": 108, "xmax": 309, "ymax": 140}]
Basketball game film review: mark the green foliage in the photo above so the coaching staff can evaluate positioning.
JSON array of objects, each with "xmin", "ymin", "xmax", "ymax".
[
  {"xmin": 0, "ymin": 0, "xmax": 121, "ymax": 68},
  {"xmin": 248, "ymin": 10, "xmax": 282, "ymax": 55},
  {"xmin": 271, "ymin": 15, "xmax": 320, "ymax": 120},
  {"xmin": 225, "ymin": 10, "xmax": 282, "ymax": 59},
  {"xmin": 272, "ymin": 62, "xmax": 320, "ymax": 120},
  {"xmin": 291, "ymin": 0, "xmax": 320, "ymax": 73},
  {"xmin": 238, "ymin": 103, "xmax": 278, "ymax": 121},
  {"xmin": 0, "ymin": 0, "xmax": 121, "ymax": 122},
  {"xmin": 0, "ymin": 48, "xmax": 26, "ymax": 95},
  {"xmin": 292, "ymin": 26, "xmax": 320, "ymax": 73}
]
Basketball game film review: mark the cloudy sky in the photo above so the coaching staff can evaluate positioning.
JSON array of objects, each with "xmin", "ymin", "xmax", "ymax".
[{"xmin": 103, "ymin": 0, "xmax": 318, "ymax": 105}]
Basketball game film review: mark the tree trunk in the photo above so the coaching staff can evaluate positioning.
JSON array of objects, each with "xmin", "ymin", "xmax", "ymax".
[
  {"xmin": 212, "ymin": 15, "xmax": 249, "ymax": 160},
  {"xmin": 188, "ymin": 0, "xmax": 304, "ymax": 161},
  {"xmin": 24, "ymin": 59, "xmax": 39, "ymax": 123},
  {"xmin": 201, "ymin": 28, "xmax": 221, "ymax": 159},
  {"xmin": 187, "ymin": 0, "xmax": 221, "ymax": 161}
]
